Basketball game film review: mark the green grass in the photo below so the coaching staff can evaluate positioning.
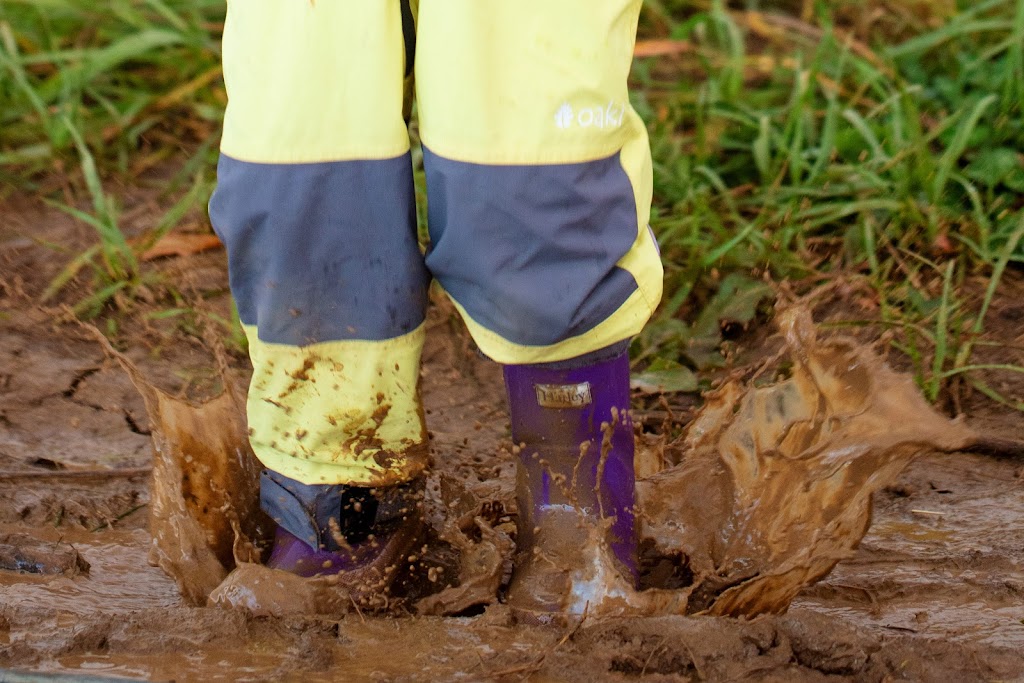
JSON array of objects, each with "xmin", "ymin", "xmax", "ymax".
[
  {"xmin": 0, "ymin": 0, "xmax": 222, "ymax": 182},
  {"xmin": 633, "ymin": 0, "xmax": 1024, "ymax": 407},
  {"xmin": 1, "ymin": 0, "xmax": 221, "ymax": 316},
  {"xmin": 1, "ymin": 0, "xmax": 1023, "ymax": 407}
]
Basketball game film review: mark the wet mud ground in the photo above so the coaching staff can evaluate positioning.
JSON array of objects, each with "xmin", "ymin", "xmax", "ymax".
[{"xmin": 2, "ymin": 198, "xmax": 1024, "ymax": 681}]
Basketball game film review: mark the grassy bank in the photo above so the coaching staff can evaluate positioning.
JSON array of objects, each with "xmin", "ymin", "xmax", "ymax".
[
  {"xmin": 1, "ymin": 0, "xmax": 1022, "ymax": 407},
  {"xmin": 632, "ymin": 0, "xmax": 1024, "ymax": 407}
]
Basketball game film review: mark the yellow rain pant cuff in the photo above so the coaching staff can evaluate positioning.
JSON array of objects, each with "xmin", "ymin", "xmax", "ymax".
[{"xmin": 243, "ymin": 324, "xmax": 429, "ymax": 487}]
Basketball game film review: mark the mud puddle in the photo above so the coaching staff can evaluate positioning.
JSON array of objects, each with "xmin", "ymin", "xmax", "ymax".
[
  {"xmin": 795, "ymin": 453, "xmax": 1024, "ymax": 651},
  {"xmin": 102, "ymin": 306, "xmax": 1020, "ymax": 620},
  {"xmin": 3, "ymin": 301, "xmax": 1024, "ymax": 680},
  {"xmin": 0, "ymin": 526, "xmax": 180, "ymax": 615},
  {"xmin": 26, "ymin": 616, "xmax": 555, "ymax": 683},
  {"xmin": 1, "ymin": 530, "xmax": 550, "ymax": 683}
]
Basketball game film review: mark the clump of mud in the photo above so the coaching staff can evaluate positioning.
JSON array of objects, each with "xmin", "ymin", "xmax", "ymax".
[
  {"xmin": 0, "ymin": 533, "xmax": 90, "ymax": 576},
  {"xmin": 101, "ymin": 307, "xmax": 1020, "ymax": 619}
]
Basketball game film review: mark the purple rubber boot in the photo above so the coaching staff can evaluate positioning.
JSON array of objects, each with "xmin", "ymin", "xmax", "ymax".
[
  {"xmin": 261, "ymin": 472, "xmax": 423, "ymax": 598},
  {"xmin": 503, "ymin": 349, "xmax": 637, "ymax": 614},
  {"xmin": 266, "ymin": 526, "xmax": 396, "ymax": 579}
]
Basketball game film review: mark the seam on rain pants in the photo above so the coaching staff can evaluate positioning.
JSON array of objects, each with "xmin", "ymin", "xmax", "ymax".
[{"xmin": 208, "ymin": 0, "xmax": 663, "ymax": 488}]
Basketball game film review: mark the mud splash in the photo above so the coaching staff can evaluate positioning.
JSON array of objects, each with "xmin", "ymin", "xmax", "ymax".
[
  {"xmin": 100, "ymin": 307, "xmax": 1020, "ymax": 619},
  {"xmin": 90, "ymin": 332, "xmax": 270, "ymax": 605},
  {"xmin": 633, "ymin": 307, "xmax": 999, "ymax": 617}
]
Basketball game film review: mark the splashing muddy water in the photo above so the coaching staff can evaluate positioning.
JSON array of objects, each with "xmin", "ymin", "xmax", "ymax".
[
  {"xmin": 633, "ymin": 307, "xmax": 994, "ymax": 617},
  {"xmin": 94, "ymin": 308, "xmax": 1018, "ymax": 620}
]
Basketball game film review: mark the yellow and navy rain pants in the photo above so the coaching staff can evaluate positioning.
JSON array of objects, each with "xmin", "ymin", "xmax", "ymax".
[{"xmin": 208, "ymin": 0, "xmax": 664, "ymax": 489}]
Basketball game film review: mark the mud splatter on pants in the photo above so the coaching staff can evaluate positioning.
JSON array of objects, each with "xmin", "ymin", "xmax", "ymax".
[{"xmin": 208, "ymin": 0, "xmax": 663, "ymax": 488}]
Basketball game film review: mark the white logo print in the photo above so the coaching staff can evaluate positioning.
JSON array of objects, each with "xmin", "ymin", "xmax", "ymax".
[
  {"xmin": 554, "ymin": 101, "xmax": 626, "ymax": 130},
  {"xmin": 554, "ymin": 102, "xmax": 575, "ymax": 129}
]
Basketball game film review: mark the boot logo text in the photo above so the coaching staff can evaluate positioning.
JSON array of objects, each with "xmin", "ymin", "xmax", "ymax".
[{"xmin": 535, "ymin": 383, "xmax": 593, "ymax": 409}]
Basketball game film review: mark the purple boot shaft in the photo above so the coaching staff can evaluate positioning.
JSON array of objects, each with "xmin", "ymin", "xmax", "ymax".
[{"xmin": 504, "ymin": 349, "xmax": 637, "ymax": 612}]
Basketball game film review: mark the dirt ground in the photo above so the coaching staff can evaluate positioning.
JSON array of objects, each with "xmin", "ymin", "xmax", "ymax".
[{"xmin": 1, "ymin": 196, "xmax": 1024, "ymax": 682}]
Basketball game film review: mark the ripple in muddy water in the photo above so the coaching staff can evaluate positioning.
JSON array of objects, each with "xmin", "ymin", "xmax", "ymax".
[
  {"xmin": 0, "ymin": 527, "xmax": 181, "ymax": 614},
  {"xmin": 38, "ymin": 651, "xmax": 289, "ymax": 683}
]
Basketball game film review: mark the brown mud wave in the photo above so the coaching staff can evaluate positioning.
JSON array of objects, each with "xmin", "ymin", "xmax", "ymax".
[
  {"xmin": 634, "ymin": 306, "xmax": 1001, "ymax": 617},
  {"xmin": 93, "ymin": 306, "xmax": 1022, "ymax": 621},
  {"xmin": 88, "ymin": 329, "xmax": 270, "ymax": 606}
]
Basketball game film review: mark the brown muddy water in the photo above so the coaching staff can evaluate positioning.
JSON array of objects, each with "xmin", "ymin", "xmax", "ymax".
[{"xmin": 2, "ymin": 306, "xmax": 1024, "ymax": 681}]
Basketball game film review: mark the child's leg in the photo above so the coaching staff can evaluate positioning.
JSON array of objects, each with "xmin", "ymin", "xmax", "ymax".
[
  {"xmin": 415, "ymin": 0, "xmax": 661, "ymax": 364},
  {"xmin": 209, "ymin": 1, "xmax": 428, "ymax": 562},
  {"xmin": 416, "ymin": 0, "xmax": 661, "ymax": 611}
]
